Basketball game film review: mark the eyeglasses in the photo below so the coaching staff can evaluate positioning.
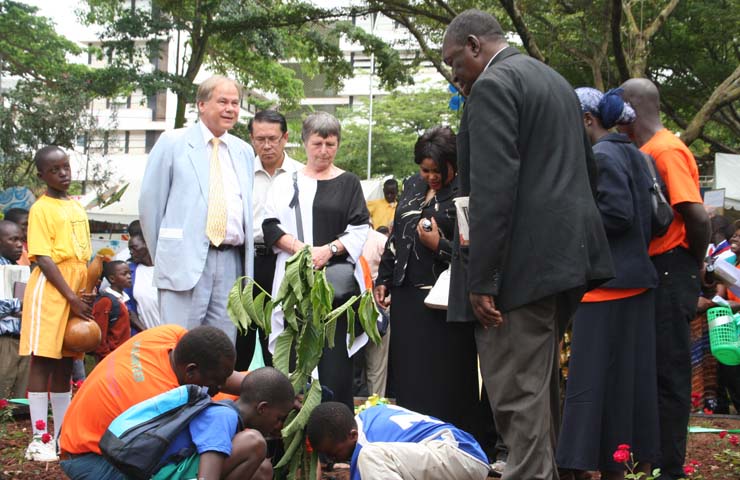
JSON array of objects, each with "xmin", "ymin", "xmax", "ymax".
[{"xmin": 252, "ymin": 136, "xmax": 284, "ymax": 146}]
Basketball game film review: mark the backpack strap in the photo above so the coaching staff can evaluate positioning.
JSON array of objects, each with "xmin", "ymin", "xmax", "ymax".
[
  {"xmin": 96, "ymin": 292, "xmax": 121, "ymax": 323},
  {"xmin": 214, "ymin": 399, "xmax": 245, "ymax": 432}
]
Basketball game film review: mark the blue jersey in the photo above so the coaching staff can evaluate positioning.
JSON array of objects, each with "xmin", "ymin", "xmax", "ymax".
[{"xmin": 350, "ymin": 404, "xmax": 488, "ymax": 480}]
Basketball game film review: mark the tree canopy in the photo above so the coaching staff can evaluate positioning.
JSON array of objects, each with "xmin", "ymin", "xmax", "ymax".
[
  {"xmin": 366, "ymin": 0, "xmax": 740, "ymax": 170},
  {"xmin": 0, "ymin": 0, "xmax": 125, "ymax": 189}
]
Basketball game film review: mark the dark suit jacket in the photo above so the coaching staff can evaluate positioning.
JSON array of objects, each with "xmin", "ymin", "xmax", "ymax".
[
  {"xmin": 376, "ymin": 174, "xmax": 457, "ymax": 289},
  {"xmin": 448, "ymin": 46, "xmax": 614, "ymax": 321}
]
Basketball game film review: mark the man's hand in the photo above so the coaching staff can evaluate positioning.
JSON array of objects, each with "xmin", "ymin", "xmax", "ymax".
[
  {"xmin": 373, "ymin": 285, "xmax": 391, "ymax": 308},
  {"xmin": 469, "ymin": 293, "xmax": 503, "ymax": 328}
]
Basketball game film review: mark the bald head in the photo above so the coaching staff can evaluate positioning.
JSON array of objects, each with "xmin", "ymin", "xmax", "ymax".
[
  {"xmin": 620, "ymin": 78, "xmax": 660, "ymax": 117},
  {"xmin": 444, "ymin": 9, "xmax": 505, "ymax": 47}
]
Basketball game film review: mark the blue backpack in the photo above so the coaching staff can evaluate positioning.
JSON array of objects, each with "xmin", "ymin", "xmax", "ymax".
[{"xmin": 99, "ymin": 384, "xmax": 239, "ymax": 479}]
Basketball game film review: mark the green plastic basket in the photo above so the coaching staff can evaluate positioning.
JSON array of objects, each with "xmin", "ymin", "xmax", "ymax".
[{"xmin": 707, "ymin": 306, "xmax": 740, "ymax": 366}]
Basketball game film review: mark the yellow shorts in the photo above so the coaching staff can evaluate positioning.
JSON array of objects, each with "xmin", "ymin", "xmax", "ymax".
[{"xmin": 20, "ymin": 260, "xmax": 87, "ymax": 359}]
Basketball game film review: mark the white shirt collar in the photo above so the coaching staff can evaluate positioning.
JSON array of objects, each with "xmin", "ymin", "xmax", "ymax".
[
  {"xmin": 103, "ymin": 287, "xmax": 130, "ymax": 303},
  {"xmin": 484, "ymin": 45, "xmax": 508, "ymax": 70},
  {"xmin": 255, "ymin": 152, "xmax": 300, "ymax": 175},
  {"xmin": 198, "ymin": 121, "xmax": 229, "ymax": 148}
]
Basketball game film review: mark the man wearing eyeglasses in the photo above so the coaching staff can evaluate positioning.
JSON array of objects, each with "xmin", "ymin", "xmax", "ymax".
[{"xmin": 236, "ymin": 110, "xmax": 303, "ymax": 370}]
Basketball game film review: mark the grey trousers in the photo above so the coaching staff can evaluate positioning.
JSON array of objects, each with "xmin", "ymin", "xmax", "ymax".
[
  {"xmin": 158, "ymin": 246, "xmax": 241, "ymax": 342},
  {"xmin": 476, "ymin": 290, "xmax": 581, "ymax": 480}
]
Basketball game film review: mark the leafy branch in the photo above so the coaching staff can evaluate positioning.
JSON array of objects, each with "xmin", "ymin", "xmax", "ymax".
[{"xmin": 228, "ymin": 247, "xmax": 379, "ymax": 479}]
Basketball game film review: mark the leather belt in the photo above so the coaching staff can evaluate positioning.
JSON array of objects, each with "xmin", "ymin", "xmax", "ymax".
[
  {"xmin": 254, "ymin": 244, "xmax": 275, "ymax": 257},
  {"xmin": 209, "ymin": 243, "xmax": 237, "ymax": 251},
  {"xmin": 59, "ymin": 451, "xmax": 77, "ymax": 461}
]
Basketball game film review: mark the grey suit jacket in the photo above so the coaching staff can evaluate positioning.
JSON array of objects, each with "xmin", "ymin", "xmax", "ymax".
[
  {"xmin": 139, "ymin": 123, "xmax": 255, "ymax": 291},
  {"xmin": 448, "ymin": 46, "xmax": 613, "ymax": 321}
]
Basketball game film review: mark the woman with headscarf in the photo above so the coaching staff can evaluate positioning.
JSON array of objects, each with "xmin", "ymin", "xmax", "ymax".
[
  {"xmin": 262, "ymin": 112, "xmax": 370, "ymax": 410},
  {"xmin": 556, "ymin": 88, "xmax": 661, "ymax": 480},
  {"xmin": 374, "ymin": 126, "xmax": 480, "ymax": 435}
]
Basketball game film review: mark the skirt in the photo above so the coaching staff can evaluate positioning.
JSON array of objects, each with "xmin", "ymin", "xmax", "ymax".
[
  {"xmin": 20, "ymin": 259, "xmax": 87, "ymax": 359},
  {"xmin": 556, "ymin": 289, "xmax": 660, "ymax": 472}
]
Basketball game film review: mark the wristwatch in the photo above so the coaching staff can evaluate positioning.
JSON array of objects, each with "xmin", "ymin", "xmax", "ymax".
[{"xmin": 329, "ymin": 243, "xmax": 339, "ymax": 256}]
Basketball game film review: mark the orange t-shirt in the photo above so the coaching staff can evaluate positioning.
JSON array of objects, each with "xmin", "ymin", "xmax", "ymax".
[
  {"xmin": 59, "ymin": 325, "xmax": 187, "ymax": 455},
  {"xmin": 582, "ymin": 287, "xmax": 648, "ymax": 303},
  {"xmin": 641, "ymin": 129, "xmax": 702, "ymax": 257}
]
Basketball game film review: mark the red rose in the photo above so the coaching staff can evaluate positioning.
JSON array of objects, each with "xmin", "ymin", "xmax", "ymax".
[
  {"xmin": 34, "ymin": 419, "xmax": 46, "ymax": 431},
  {"xmin": 305, "ymin": 438, "xmax": 313, "ymax": 454},
  {"xmin": 689, "ymin": 460, "xmax": 701, "ymax": 467},
  {"xmin": 41, "ymin": 432, "xmax": 52, "ymax": 443},
  {"xmin": 683, "ymin": 465, "xmax": 695, "ymax": 475},
  {"xmin": 617, "ymin": 443, "xmax": 630, "ymax": 451},
  {"xmin": 729, "ymin": 434, "xmax": 739, "ymax": 446},
  {"xmin": 613, "ymin": 448, "xmax": 630, "ymax": 463},
  {"xmin": 719, "ymin": 430, "xmax": 728, "ymax": 439},
  {"xmin": 0, "ymin": 399, "xmax": 8, "ymax": 409},
  {"xmin": 703, "ymin": 408, "xmax": 713, "ymax": 415}
]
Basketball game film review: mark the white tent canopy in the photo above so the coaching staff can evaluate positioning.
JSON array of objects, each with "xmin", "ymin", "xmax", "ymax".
[{"xmin": 715, "ymin": 153, "xmax": 740, "ymax": 209}]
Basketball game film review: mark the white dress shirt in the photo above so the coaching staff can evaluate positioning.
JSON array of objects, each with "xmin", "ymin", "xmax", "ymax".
[
  {"xmin": 252, "ymin": 153, "xmax": 303, "ymax": 244},
  {"xmin": 199, "ymin": 122, "xmax": 245, "ymax": 246}
]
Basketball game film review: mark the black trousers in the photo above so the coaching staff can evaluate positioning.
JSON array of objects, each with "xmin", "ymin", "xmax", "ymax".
[
  {"xmin": 234, "ymin": 253, "xmax": 276, "ymax": 371},
  {"xmin": 652, "ymin": 248, "xmax": 700, "ymax": 480}
]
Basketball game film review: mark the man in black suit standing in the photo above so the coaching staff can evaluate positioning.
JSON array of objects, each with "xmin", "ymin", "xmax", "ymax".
[{"xmin": 442, "ymin": 10, "xmax": 614, "ymax": 479}]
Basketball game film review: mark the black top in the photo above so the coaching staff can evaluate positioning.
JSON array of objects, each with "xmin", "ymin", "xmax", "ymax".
[
  {"xmin": 262, "ymin": 172, "xmax": 369, "ymax": 251},
  {"xmin": 377, "ymin": 174, "xmax": 457, "ymax": 289},
  {"xmin": 592, "ymin": 132, "xmax": 658, "ymax": 289}
]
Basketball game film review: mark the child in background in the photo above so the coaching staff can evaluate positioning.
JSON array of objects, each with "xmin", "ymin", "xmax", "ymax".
[
  {"xmin": 93, "ymin": 261, "xmax": 132, "ymax": 361},
  {"xmin": 19, "ymin": 146, "xmax": 94, "ymax": 462}
]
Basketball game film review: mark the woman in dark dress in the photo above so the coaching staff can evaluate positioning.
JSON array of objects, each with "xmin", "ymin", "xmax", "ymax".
[
  {"xmin": 374, "ymin": 126, "xmax": 479, "ymax": 433},
  {"xmin": 557, "ymin": 88, "xmax": 660, "ymax": 480},
  {"xmin": 262, "ymin": 112, "xmax": 370, "ymax": 409}
]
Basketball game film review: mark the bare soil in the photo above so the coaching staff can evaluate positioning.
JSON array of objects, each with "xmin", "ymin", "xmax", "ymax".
[{"xmin": 1, "ymin": 412, "xmax": 737, "ymax": 479}]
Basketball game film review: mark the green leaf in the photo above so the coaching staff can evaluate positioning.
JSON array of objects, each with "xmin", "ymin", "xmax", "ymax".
[
  {"xmin": 275, "ymin": 429, "xmax": 303, "ymax": 469},
  {"xmin": 296, "ymin": 321, "xmax": 323, "ymax": 376},
  {"xmin": 359, "ymin": 292, "xmax": 381, "ymax": 346},
  {"xmin": 281, "ymin": 379, "xmax": 322, "ymax": 438},
  {"xmin": 227, "ymin": 276, "xmax": 250, "ymax": 332},
  {"xmin": 307, "ymin": 450, "xmax": 319, "ymax": 480},
  {"xmin": 347, "ymin": 307, "xmax": 356, "ymax": 349},
  {"xmin": 273, "ymin": 330, "xmax": 294, "ymax": 377},
  {"xmin": 324, "ymin": 317, "xmax": 337, "ymax": 349}
]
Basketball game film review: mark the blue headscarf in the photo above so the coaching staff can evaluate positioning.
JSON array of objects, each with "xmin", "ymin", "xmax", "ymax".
[{"xmin": 575, "ymin": 87, "xmax": 635, "ymax": 129}]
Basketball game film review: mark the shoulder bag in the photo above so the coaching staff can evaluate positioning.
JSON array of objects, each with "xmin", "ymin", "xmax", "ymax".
[
  {"xmin": 290, "ymin": 172, "xmax": 358, "ymax": 303},
  {"xmin": 640, "ymin": 152, "xmax": 674, "ymax": 237}
]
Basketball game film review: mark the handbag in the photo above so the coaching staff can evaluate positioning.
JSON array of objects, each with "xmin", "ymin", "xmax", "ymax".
[
  {"xmin": 640, "ymin": 152, "xmax": 674, "ymax": 237},
  {"xmin": 424, "ymin": 268, "xmax": 450, "ymax": 310},
  {"xmin": 290, "ymin": 172, "xmax": 357, "ymax": 303}
]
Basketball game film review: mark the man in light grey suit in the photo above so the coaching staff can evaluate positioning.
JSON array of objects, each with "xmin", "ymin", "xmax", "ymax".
[{"xmin": 139, "ymin": 76, "xmax": 254, "ymax": 341}]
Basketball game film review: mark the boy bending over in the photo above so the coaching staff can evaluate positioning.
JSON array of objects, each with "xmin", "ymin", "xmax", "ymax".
[
  {"xmin": 153, "ymin": 366, "xmax": 295, "ymax": 480},
  {"xmin": 307, "ymin": 402, "xmax": 490, "ymax": 480}
]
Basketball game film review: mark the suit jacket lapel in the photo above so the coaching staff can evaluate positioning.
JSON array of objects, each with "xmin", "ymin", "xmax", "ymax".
[
  {"xmin": 187, "ymin": 124, "xmax": 208, "ymax": 201},
  {"xmin": 490, "ymin": 46, "xmax": 520, "ymax": 68}
]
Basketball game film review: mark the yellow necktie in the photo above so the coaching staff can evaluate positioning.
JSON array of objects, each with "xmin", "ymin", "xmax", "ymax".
[{"xmin": 206, "ymin": 138, "xmax": 227, "ymax": 246}]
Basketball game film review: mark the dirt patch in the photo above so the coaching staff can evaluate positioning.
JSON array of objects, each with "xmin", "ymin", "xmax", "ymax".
[{"xmin": 1, "ymin": 412, "xmax": 737, "ymax": 479}]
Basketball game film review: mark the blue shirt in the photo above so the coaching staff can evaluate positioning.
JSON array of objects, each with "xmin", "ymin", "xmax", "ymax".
[
  {"xmin": 159, "ymin": 401, "xmax": 240, "ymax": 468},
  {"xmin": 350, "ymin": 405, "xmax": 488, "ymax": 480}
]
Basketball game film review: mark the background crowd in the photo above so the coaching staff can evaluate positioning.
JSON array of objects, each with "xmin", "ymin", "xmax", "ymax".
[{"xmin": 0, "ymin": 7, "xmax": 737, "ymax": 480}]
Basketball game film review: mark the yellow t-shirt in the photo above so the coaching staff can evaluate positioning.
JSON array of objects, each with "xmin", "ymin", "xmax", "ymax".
[
  {"xmin": 27, "ymin": 195, "xmax": 92, "ymax": 263},
  {"xmin": 367, "ymin": 199, "xmax": 397, "ymax": 230}
]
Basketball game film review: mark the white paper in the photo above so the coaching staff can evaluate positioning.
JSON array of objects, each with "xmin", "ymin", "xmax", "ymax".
[
  {"xmin": 0, "ymin": 265, "xmax": 30, "ymax": 299},
  {"xmin": 453, "ymin": 197, "xmax": 470, "ymax": 247}
]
